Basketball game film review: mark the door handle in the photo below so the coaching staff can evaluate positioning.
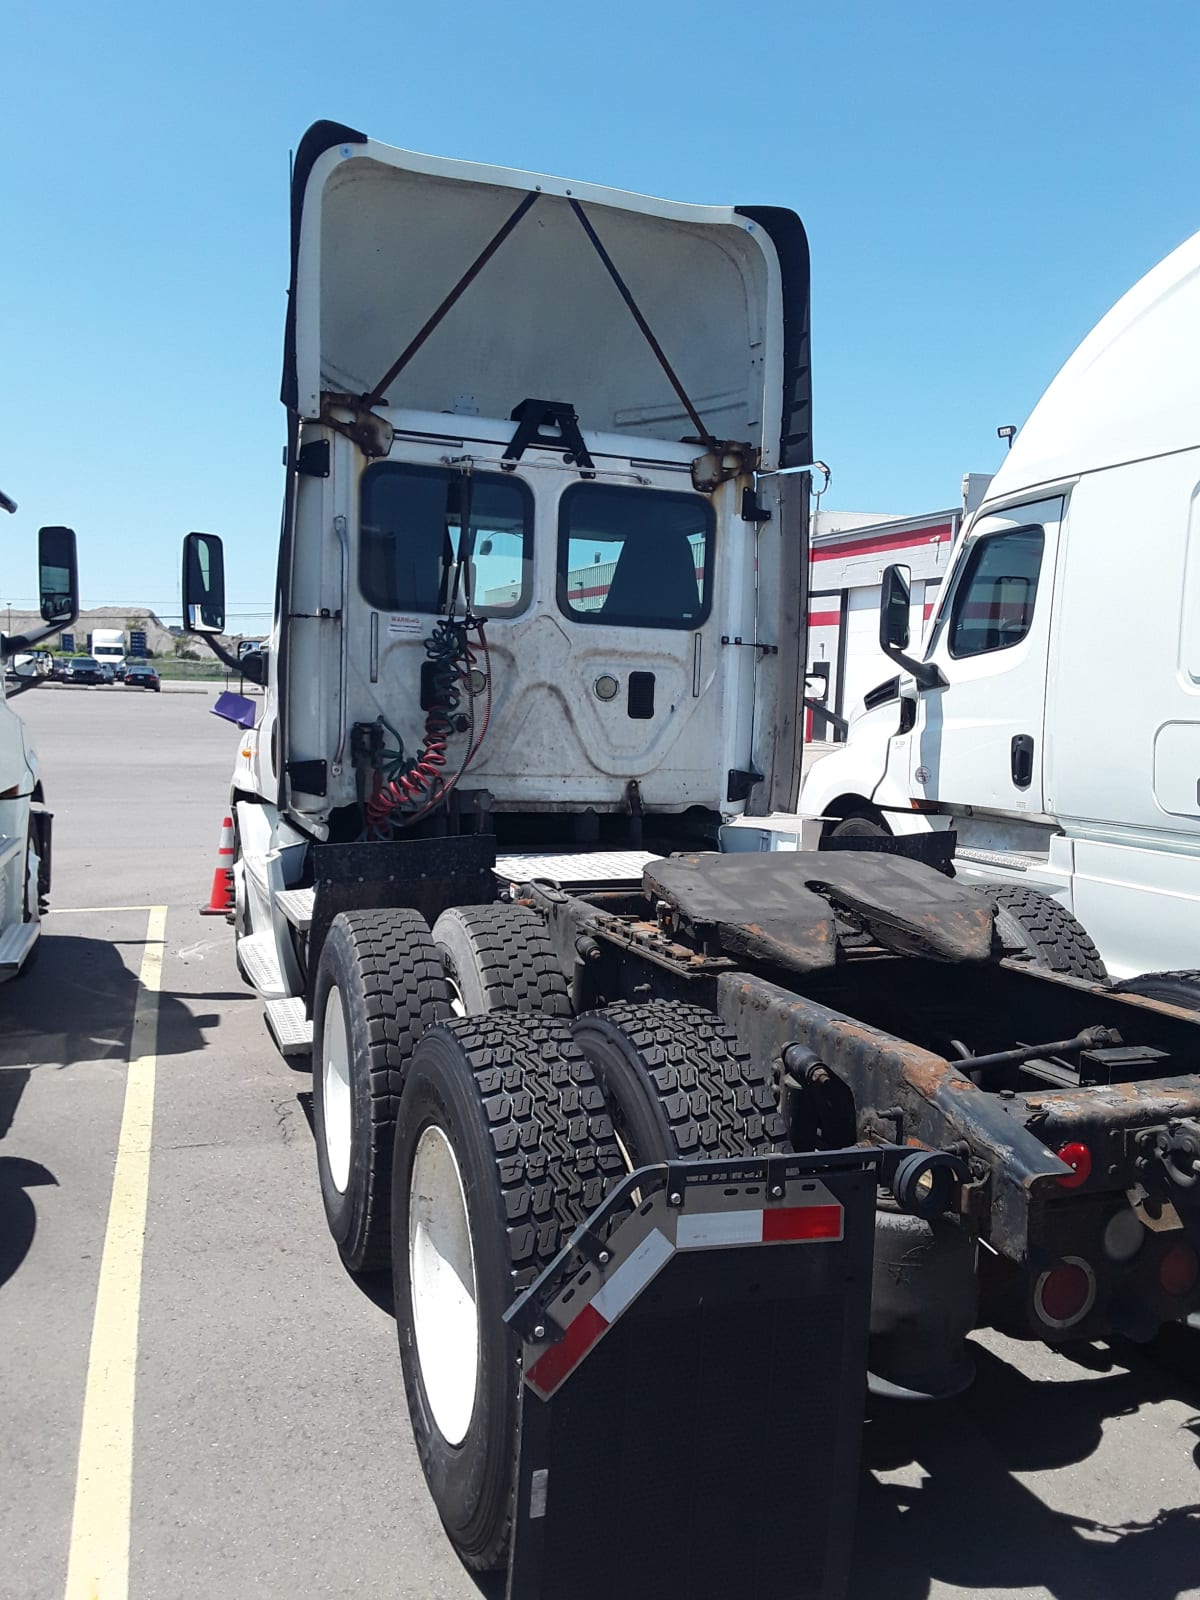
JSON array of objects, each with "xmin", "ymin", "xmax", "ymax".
[{"xmin": 1011, "ymin": 734, "xmax": 1034, "ymax": 790}]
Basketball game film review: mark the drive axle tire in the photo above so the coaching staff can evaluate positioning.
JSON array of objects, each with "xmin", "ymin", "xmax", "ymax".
[
  {"xmin": 1111, "ymin": 970, "xmax": 1200, "ymax": 1011},
  {"xmin": 571, "ymin": 1000, "xmax": 788, "ymax": 1166},
  {"xmin": 432, "ymin": 904, "xmax": 570, "ymax": 1018},
  {"xmin": 392, "ymin": 1015, "xmax": 623, "ymax": 1572},
  {"xmin": 313, "ymin": 909, "xmax": 449, "ymax": 1272},
  {"xmin": 972, "ymin": 883, "xmax": 1108, "ymax": 983}
]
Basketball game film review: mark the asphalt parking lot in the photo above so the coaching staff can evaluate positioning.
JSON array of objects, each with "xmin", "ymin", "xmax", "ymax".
[{"xmin": 1, "ymin": 686, "xmax": 1197, "ymax": 1600}]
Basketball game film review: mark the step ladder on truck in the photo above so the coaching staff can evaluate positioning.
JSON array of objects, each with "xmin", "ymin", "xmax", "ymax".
[{"xmin": 182, "ymin": 123, "xmax": 1200, "ymax": 1599}]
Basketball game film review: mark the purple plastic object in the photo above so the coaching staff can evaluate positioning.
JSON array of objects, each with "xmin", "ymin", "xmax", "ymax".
[{"xmin": 211, "ymin": 691, "xmax": 257, "ymax": 730}]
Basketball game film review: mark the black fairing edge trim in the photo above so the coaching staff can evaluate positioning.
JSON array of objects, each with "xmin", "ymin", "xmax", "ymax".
[
  {"xmin": 281, "ymin": 119, "xmax": 368, "ymax": 410},
  {"xmin": 735, "ymin": 206, "xmax": 812, "ymax": 469}
]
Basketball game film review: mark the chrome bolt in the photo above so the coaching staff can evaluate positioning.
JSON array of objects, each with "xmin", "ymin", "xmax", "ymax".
[
  {"xmin": 533, "ymin": 1324, "xmax": 546, "ymax": 1340},
  {"xmin": 770, "ymin": 1185, "xmax": 784, "ymax": 1199},
  {"xmin": 669, "ymin": 1192, "xmax": 683, "ymax": 1206},
  {"xmin": 598, "ymin": 1250, "xmax": 611, "ymax": 1265}
]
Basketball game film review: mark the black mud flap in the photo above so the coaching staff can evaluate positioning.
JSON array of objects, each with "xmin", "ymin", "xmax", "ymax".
[{"xmin": 504, "ymin": 1151, "xmax": 875, "ymax": 1600}]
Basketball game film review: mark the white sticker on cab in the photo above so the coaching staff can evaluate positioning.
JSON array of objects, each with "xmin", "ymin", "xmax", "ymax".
[{"xmin": 388, "ymin": 614, "xmax": 424, "ymax": 638}]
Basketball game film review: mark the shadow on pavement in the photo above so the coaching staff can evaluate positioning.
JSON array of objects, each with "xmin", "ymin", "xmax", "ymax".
[
  {"xmin": 0, "ymin": 1067, "xmax": 57, "ymax": 1291},
  {"xmin": 0, "ymin": 932, "xmax": 246, "ymax": 1069},
  {"xmin": 852, "ymin": 1339, "xmax": 1200, "ymax": 1599}
]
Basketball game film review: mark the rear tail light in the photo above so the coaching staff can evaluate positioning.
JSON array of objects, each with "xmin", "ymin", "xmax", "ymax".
[
  {"xmin": 1054, "ymin": 1141, "xmax": 1092, "ymax": 1188},
  {"xmin": 1034, "ymin": 1256, "xmax": 1096, "ymax": 1328},
  {"xmin": 1159, "ymin": 1243, "xmax": 1199, "ymax": 1299}
]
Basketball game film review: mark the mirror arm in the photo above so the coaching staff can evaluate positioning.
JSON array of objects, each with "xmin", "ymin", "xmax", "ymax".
[
  {"xmin": 195, "ymin": 635, "xmax": 250, "ymax": 675},
  {"xmin": 2, "ymin": 618, "xmax": 74, "ymax": 660},
  {"xmin": 803, "ymin": 697, "xmax": 849, "ymax": 738},
  {"xmin": 879, "ymin": 641, "xmax": 946, "ymax": 691}
]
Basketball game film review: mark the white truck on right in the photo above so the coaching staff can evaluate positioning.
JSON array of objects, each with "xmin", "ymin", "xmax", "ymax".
[{"xmin": 799, "ymin": 228, "xmax": 1200, "ymax": 985}]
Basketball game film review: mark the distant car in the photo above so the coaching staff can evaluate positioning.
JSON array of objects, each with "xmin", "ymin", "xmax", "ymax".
[
  {"xmin": 49, "ymin": 659, "xmax": 69, "ymax": 681},
  {"xmin": 98, "ymin": 663, "xmax": 116, "ymax": 684},
  {"xmin": 65, "ymin": 656, "xmax": 102, "ymax": 686},
  {"xmin": 123, "ymin": 662, "xmax": 160, "ymax": 692}
]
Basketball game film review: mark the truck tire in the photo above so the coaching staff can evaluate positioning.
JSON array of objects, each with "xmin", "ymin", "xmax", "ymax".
[
  {"xmin": 972, "ymin": 883, "xmax": 1108, "ymax": 983},
  {"xmin": 392, "ymin": 1015, "xmax": 623, "ymax": 1571},
  {"xmin": 1111, "ymin": 970, "xmax": 1200, "ymax": 1011},
  {"xmin": 571, "ymin": 1000, "xmax": 788, "ymax": 1165},
  {"xmin": 431, "ymin": 904, "xmax": 570, "ymax": 1018},
  {"xmin": 313, "ymin": 909, "xmax": 449, "ymax": 1272},
  {"xmin": 827, "ymin": 810, "xmax": 889, "ymax": 840}
]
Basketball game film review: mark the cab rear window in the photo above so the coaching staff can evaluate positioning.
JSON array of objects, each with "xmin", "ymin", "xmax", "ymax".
[
  {"xmin": 360, "ymin": 464, "xmax": 532, "ymax": 617},
  {"xmin": 556, "ymin": 484, "xmax": 713, "ymax": 630}
]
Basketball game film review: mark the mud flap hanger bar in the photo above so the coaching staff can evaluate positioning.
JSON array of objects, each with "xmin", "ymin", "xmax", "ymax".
[{"xmin": 505, "ymin": 1144, "xmax": 966, "ymax": 1349}]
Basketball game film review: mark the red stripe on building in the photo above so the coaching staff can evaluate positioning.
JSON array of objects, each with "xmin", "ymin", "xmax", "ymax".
[
  {"xmin": 761, "ymin": 1203, "xmax": 843, "ymax": 1243},
  {"xmin": 525, "ymin": 1302, "xmax": 607, "ymax": 1396},
  {"xmin": 812, "ymin": 523, "xmax": 953, "ymax": 562},
  {"xmin": 808, "ymin": 609, "xmax": 840, "ymax": 628}
]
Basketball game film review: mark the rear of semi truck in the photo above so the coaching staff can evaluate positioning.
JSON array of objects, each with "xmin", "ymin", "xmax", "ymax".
[{"xmin": 183, "ymin": 127, "xmax": 1200, "ymax": 1598}]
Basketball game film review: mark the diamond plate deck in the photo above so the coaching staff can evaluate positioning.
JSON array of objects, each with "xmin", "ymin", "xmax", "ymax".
[{"xmin": 494, "ymin": 850, "xmax": 661, "ymax": 890}]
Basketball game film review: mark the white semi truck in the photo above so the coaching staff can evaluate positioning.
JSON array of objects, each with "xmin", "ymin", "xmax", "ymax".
[
  {"xmin": 798, "ymin": 230, "xmax": 1200, "ymax": 986},
  {"xmin": 183, "ymin": 125, "xmax": 1200, "ymax": 1597},
  {"xmin": 0, "ymin": 491, "xmax": 79, "ymax": 975}
]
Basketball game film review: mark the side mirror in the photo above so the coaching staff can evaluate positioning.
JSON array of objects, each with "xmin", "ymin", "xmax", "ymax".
[
  {"xmin": 877, "ymin": 562, "xmax": 947, "ymax": 692},
  {"xmin": 182, "ymin": 531, "xmax": 225, "ymax": 634},
  {"xmin": 879, "ymin": 564, "xmax": 912, "ymax": 652},
  {"xmin": 38, "ymin": 526, "xmax": 78, "ymax": 625},
  {"xmin": 804, "ymin": 672, "xmax": 829, "ymax": 704}
]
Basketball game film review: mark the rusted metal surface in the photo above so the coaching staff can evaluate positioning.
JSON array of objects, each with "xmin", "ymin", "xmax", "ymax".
[
  {"xmin": 716, "ymin": 969, "xmax": 1075, "ymax": 1262},
  {"xmin": 645, "ymin": 850, "xmax": 995, "ymax": 971}
]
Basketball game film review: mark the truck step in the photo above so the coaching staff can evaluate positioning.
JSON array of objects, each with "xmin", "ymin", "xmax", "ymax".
[
  {"xmin": 264, "ymin": 996, "xmax": 313, "ymax": 1058},
  {"xmin": 237, "ymin": 930, "xmax": 286, "ymax": 999},
  {"xmin": 495, "ymin": 849, "xmax": 661, "ymax": 891},
  {"xmin": 0, "ymin": 919, "xmax": 39, "ymax": 974},
  {"xmin": 274, "ymin": 886, "xmax": 315, "ymax": 930},
  {"xmin": 956, "ymin": 846, "xmax": 1047, "ymax": 873}
]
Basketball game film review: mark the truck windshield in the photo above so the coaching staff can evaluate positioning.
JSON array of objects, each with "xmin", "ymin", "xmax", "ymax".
[
  {"xmin": 557, "ymin": 483, "xmax": 713, "ymax": 630},
  {"xmin": 360, "ymin": 464, "xmax": 532, "ymax": 617}
]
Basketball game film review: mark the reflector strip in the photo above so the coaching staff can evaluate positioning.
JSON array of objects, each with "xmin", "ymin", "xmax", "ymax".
[
  {"xmin": 762, "ymin": 1204, "xmax": 843, "ymax": 1243},
  {"xmin": 526, "ymin": 1303, "xmax": 607, "ymax": 1398},
  {"xmin": 591, "ymin": 1228, "xmax": 673, "ymax": 1322},
  {"xmin": 676, "ymin": 1210, "xmax": 762, "ymax": 1250}
]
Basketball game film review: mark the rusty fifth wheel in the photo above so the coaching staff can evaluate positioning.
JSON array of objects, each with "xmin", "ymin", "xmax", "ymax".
[
  {"xmin": 571, "ymin": 1000, "xmax": 788, "ymax": 1165},
  {"xmin": 391, "ymin": 1013, "xmax": 623, "ymax": 1571}
]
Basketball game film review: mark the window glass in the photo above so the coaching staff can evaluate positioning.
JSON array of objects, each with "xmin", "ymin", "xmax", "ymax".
[
  {"xmin": 948, "ymin": 525, "xmax": 1045, "ymax": 658},
  {"xmin": 360, "ymin": 464, "xmax": 532, "ymax": 616},
  {"xmin": 557, "ymin": 484, "xmax": 713, "ymax": 630}
]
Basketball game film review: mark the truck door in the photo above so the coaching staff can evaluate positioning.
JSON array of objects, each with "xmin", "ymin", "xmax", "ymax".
[{"xmin": 911, "ymin": 497, "xmax": 1063, "ymax": 814}]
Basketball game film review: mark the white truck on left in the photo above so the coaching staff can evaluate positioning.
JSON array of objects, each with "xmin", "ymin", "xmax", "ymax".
[{"xmin": 0, "ymin": 487, "xmax": 79, "ymax": 975}]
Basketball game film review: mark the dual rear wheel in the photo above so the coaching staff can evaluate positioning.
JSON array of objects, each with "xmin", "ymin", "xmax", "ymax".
[{"xmin": 309, "ymin": 902, "xmax": 784, "ymax": 1570}]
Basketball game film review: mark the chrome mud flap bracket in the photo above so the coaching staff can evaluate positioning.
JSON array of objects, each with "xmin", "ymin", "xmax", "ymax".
[{"xmin": 504, "ymin": 1150, "xmax": 876, "ymax": 1600}]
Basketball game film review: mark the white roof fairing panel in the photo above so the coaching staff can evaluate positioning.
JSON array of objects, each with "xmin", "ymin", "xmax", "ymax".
[
  {"xmin": 284, "ymin": 122, "xmax": 806, "ymax": 470},
  {"xmin": 979, "ymin": 229, "xmax": 1200, "ymax": 510}
]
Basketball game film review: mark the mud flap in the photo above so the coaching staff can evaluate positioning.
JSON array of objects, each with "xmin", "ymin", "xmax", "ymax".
[{"xmin": 504, "ymin": 1151, "xmax": 876, "ymax": 1600}]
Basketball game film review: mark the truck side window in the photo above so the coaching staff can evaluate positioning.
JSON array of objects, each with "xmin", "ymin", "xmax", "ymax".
[
  {"xmin": 360, "ymin": 464, "xmax": 532, "ymax": 617},
  {"xmin": 557, "ymin": 483, "xmax": 713, "ymax": 630},
  {"xmin": 948, "ymin": 525, "xmax": 1044, "ymax": 658}
]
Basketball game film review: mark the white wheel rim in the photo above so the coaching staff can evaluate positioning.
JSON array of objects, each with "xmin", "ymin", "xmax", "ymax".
[
  {"xmin": 409, "ymin": 1125, "xmax": 479, "ymax": 1446},
  {"xmin": 321, "ymin": 984, "xmax": 352, "ymax": 1194}
]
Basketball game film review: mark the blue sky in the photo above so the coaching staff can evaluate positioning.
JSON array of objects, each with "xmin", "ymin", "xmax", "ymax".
[{"xmin": 2, "ymin": 0, "xmax": 1198, "ymax": 631}]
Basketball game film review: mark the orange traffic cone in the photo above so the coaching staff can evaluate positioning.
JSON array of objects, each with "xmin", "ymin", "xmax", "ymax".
[{"xmin": 200, "ymin": 815, "xmax": 236, "ymax": 917}]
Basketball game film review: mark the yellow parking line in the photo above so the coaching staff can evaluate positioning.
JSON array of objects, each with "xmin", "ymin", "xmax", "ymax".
[
  {"xmin": 46, "ymin": 907, "xmax": 155, "ymax": 916},
  {"xmin": 64, "ymin": 905, "xmax": 168, "ymax": 1600}
]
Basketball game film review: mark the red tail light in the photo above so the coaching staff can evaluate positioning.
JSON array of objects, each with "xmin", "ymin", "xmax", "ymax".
[
  {"xmin": 1055, "ymin": 1141, "xmax": 1092, "ymax": 1188},
  {"xmin": 1159, "ymin": 1243, "xmax": 1199, "ymax": 1298},
  {"xmin": 1034, "ymin": 1256, "xmax": 1096, "ymax": 1328}
]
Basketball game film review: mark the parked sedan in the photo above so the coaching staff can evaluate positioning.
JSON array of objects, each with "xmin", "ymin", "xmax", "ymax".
[
  {"xmin": 123, "ymin": 663, "xmax": 160, "ymax": 692},
  {"xmin": 65, "ymin": 656, "xmax": 103, "ymax": 686}
]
